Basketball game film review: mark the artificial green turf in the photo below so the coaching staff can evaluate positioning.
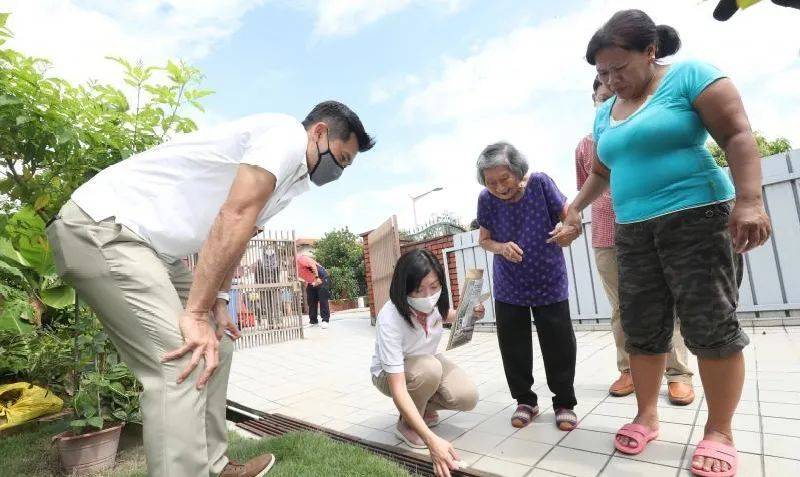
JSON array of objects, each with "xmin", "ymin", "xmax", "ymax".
[{"xmin": 0, "ymin": 422, "xmax": 413, "ymax": 477}]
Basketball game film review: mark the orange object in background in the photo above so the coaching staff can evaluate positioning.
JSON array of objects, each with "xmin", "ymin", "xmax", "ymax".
[{"xmin": 238, "ymin": 311, "xmax": 255, "ymax": 328}]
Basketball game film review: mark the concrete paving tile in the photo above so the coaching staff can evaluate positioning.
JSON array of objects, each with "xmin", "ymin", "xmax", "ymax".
[
  {"xmin": 537, "ymin": 446, "xmax": 609, "ymax": 477},
  {"xmin": 763, "ymin": 415, "xmax": 800, "ymax": 438},
  {"xmin": 559, "ymin": 429, "xmax": 615, "ymax": 455},
  {"xmin": 487, "ymin": 438, "xmax": 551, "ymax": 467},
  {"xmin": 765, "ymin": 455, "xmax": 800, "ymax": 476},
  {"xmin": 472, "ymin": 456, "xmax": 532, "ymax": 477},
  {"xmin": 452, "ymin": 430, "xmax": 507, "ymax": 454},
  {"xmin": 764, "ymin": 433, "xmax": 800, "ymax": 460},
  {"xmin": 601, "ymin": 457, "xmax": 677, "ymax": 477},
  {"xmin": 473, "ymin": 412, "xmax": 521, "ymax": 437}
]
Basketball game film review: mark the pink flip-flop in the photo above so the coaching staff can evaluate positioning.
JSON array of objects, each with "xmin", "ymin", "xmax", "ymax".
[
  {"xmin": 691, "ymin": 439, "xmax": 738, "ymax": 477},
  {"xmin": 614, "ymin": 423, "xmax": 659, "ymax": 455}
]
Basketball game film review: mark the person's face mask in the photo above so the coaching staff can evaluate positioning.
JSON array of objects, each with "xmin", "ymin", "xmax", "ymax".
[
  {"xmin": 407, "ymin": 289, "xmax": 441, "ymax": 314},
  {"xmin": 309, "ymin": 132, "xmax": 344, "ymax": 186}
]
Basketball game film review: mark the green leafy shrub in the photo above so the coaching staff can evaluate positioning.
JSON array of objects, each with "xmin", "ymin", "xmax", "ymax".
[
  {"xmin": 313, "ymin": 229, "xmax": 366, "ymax": 299},
  {"xmin": 327, "ymin": 266, "xmax": 359, "ymax": 301},
  {"xmin": 708, "ymin": 131, "xmax": 792, "ymax": 167}
]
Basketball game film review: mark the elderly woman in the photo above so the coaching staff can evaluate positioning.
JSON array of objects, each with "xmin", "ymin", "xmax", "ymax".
[
  {"xmin": 475, "ymin": 142, "xmax": 579, "ymax": 431},
  {"xmin": 552, "ymin": 10, "xmax": 771, "ymax": 476},
  {"xmin": 371, "ymin": 249, "xmax": 483, "ymax": 477}
]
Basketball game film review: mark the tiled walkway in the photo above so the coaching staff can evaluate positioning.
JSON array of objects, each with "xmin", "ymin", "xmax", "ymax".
[{"xmin": 227, "ymin": 312, "xmax": 800, "ymax": 476}]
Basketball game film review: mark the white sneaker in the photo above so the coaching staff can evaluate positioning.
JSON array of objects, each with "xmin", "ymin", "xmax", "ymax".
[{"xmin": 321, "ymin": 322, "xmax": 329, "ymax": 329}]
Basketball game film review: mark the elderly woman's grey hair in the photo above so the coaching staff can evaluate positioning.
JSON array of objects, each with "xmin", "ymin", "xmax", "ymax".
[{"xmin": 476, "ymin": 142, "xmax": 529, "ymax": 186}]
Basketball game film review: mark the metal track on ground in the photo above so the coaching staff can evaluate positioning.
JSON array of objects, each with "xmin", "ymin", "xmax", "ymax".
[{"xmin": 227, "ymin": 401, "xmax": 497, "ymax": 477}]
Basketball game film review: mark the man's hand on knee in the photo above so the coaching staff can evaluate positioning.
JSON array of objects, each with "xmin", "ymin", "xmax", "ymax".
[{"xmin": 161, "ymin": 310, "xmax": 220, "ymax": 390}]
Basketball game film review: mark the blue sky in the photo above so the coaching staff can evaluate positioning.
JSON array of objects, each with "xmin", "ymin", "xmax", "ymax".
[
  {"xmin": 190, "ymin": 0, "xmax": 586, "ymax": 237},
  {"xmin": 7, "ymin": 0, "xmax": 800, "ymax": 237}
]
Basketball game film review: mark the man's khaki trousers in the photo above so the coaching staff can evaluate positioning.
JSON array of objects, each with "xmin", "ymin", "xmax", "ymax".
[
  {"xmin": 594, "ymin": 247, "xmax": 693, "ymax": 384},
  {"xmin": 46, "ymin": 201, "xmax": 232, "ymax": 477}
]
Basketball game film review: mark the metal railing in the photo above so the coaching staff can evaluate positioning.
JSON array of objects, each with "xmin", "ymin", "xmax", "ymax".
[{"xmin": 188, "ymin": 230, "xmax": 305, "ymax": 348}]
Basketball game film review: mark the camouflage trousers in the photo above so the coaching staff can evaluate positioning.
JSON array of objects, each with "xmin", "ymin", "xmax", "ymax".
[{"xmin": 616, "ymin": 201, "xmax": 749, "ymax": 359}]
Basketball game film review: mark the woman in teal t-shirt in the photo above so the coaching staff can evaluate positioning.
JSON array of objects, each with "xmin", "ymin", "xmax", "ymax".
[{"xmin": 551, "ymin": 9, "xmax": 771, "ymax": 477}]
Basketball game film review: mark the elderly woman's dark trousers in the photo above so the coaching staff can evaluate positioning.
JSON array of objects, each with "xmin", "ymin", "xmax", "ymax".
[{"xmin": 495, "ymin": 299, "xmax": 577, "ymax": 410}]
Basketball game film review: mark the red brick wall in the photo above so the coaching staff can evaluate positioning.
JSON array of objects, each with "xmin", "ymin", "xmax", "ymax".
[
  {"xmin": 361, "ymin": 232, "xmax": 377, "ymax": 317},
  {"xmin": 362, "ymin": 232, "xmax": 461, "ymax": 319}
]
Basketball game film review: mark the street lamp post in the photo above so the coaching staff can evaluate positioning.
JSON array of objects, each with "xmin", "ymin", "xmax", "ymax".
[{"xmin": 411, "ymin": 187, "xmax": 444, "ymax": 228}]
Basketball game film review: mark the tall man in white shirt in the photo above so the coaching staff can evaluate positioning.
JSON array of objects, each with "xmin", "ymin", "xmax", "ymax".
[{"xmin": 46, "ymin": 101, "xmax": 374, "ymax": 477}]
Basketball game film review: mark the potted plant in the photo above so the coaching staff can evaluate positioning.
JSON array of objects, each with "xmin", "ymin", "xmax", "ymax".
[{"xmin": 53, "ymin": 321, "xmax": 141, "ymax": 475}]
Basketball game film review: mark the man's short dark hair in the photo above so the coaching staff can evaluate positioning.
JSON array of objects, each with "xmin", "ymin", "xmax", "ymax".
[{"xmin": 302, "ymin": 101, "xmax": 376, "ymax": 152}]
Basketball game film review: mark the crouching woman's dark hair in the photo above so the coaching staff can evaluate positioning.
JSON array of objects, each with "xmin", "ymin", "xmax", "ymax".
[{"xmin": 389, "ymin": 249, "xmax": 450, "ymax": 327}]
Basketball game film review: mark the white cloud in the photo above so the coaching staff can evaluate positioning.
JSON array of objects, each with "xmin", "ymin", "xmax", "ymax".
[
  {"xmin": 260, "ymin": 181, "xmax": 438, "ymax": 237},
  {"xmin": 3, "ymin": 0, "xmax": 465, "ymax": 86},
  {"xmin": 4, "ymin": 0, "xmax": 268, "ymax": 85},
  {"xmin": 3, "ymin": 1, "xmax": 270, "ymax": 131},
  {"xmin": 312, "ymin": 0, "xmax": 463, "ymax": 37},
  {"xmin": 381, "ymin": 0, "xmax": 800, "ymax": 225},
  {"xmin": 370, "ymin": 74, "xmax": 420, "ymax": 103},
  {"xmin": 402, "ymin": 14, "xmax": 597, "ymax": 123}
]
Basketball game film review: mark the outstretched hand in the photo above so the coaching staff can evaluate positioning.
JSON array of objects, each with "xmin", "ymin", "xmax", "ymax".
[
  {"xmin": 499, "ymin": 242, "xmax": 524, "ymax": 263},
  {"xmin": 547, "ymin": 206, "xmax": 582, "ymax": 247},
  {"xmin": 427, "ymin": 434, "xmax": 461, "ymax": 477}
]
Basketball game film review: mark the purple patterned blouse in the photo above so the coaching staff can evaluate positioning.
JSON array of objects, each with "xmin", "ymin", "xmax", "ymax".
[{"xmin": 477, "ymin": 173, "xmax": 569, "ymax": 307}]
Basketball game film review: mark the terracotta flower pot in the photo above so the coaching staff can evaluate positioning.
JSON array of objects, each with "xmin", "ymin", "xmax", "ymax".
[{"xmin": 54, "ymin": 423, "xmax": 124, "ymax": 475}]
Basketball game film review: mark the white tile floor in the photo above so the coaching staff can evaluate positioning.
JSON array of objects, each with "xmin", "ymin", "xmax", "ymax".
[{"xmin": 228, "ymin": 312, "xmax": 800, "ymax": 476}]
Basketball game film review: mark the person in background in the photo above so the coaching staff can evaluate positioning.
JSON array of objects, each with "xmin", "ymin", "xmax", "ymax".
[
  {"xmin": 552, "ymin": 10, "xmax": 771, "ymax": 475},
  {"xmin": 278, "ymin": 259, "xmax": 297, "ymax": 318},
  {"xmin": 371, "ymin": 249, "xmax": 483, "ymax": 477},
  {"xmin": 576, "ymin": 77, "xmax": 695, "ymax": 404},
  {"xmin": 254, "ymin": 246, "xmax": 279, "ymax": 321},
  {"xmin": 476, "ymin": 141, "xmax": 580, "ymax": 432},
  {"xmin": 296, "ymin": 254, "xmax": 332, "ymax": 328}
]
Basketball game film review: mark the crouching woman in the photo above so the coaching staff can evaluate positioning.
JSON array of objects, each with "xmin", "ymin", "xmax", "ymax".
[{"xmin": 371, "ymin": 249, "xmax": 484, "ymax": 477}]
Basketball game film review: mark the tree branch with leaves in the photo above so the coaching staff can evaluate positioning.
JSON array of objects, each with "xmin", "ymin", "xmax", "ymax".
[{"xmin": 708, "ymin": 131, "xmax": 792, "ymax": 167}]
